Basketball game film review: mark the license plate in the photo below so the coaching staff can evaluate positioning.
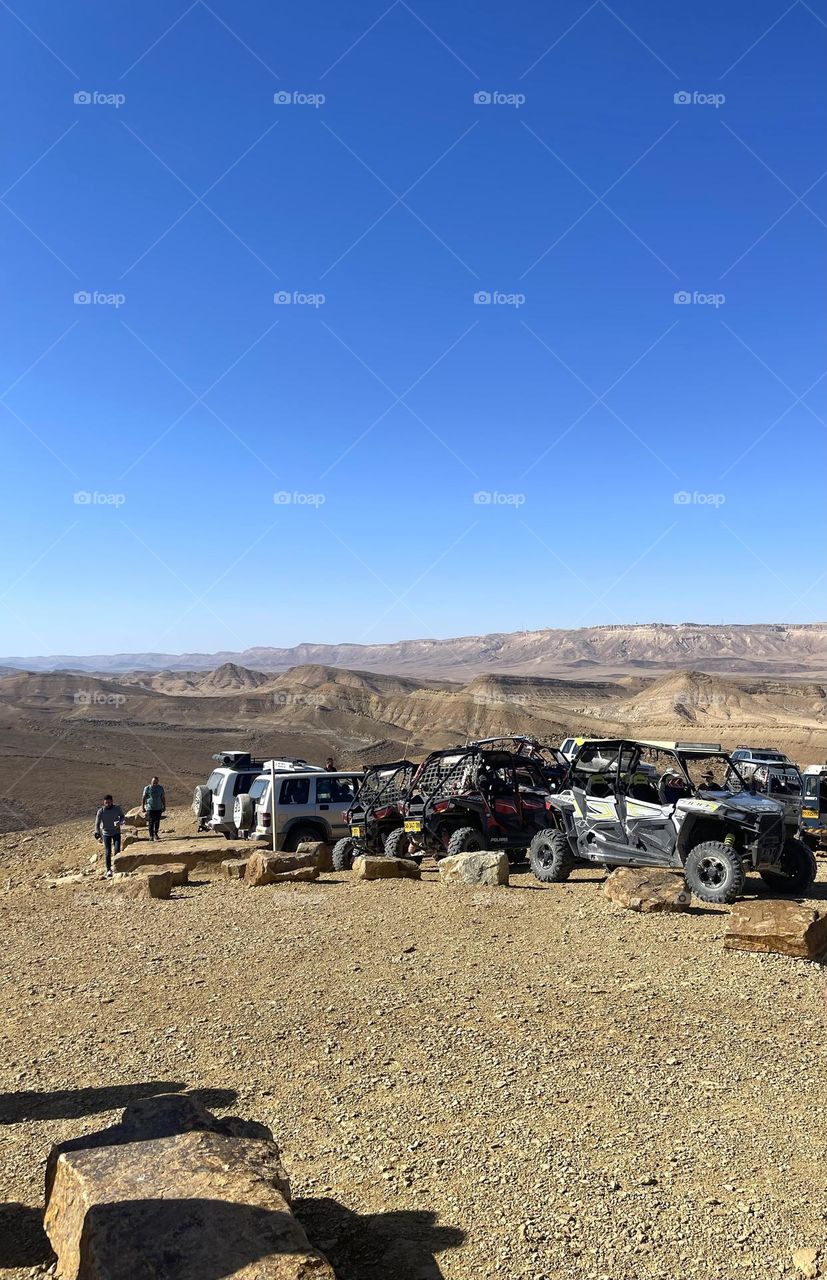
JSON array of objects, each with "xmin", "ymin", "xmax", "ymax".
[
  {"xmin": 350, "ymin": 825, "xmax": 362, "ymax": 837},
  {"xmin": 404, "ymin": 820, "xmax": 422, "ymax": 833},
  {"xmin": 802, "ymin": 809, "xmax": 819, "ymax": 820}
]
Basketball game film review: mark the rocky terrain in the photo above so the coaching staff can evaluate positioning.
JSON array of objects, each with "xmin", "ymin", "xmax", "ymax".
[
  {"xmin": 1, "ymin": 811, "xmax": 826, "ymax": 1279},
  {"xmin": 1, "ymin": 661, "xmax": 825, "ymax": 834},
  {"xmin": 4, "ymin": 621, "xmax": 827, "ymax": 679}
]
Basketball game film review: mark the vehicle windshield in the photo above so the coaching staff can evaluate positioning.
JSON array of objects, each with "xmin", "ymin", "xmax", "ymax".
[
  {"xmin": 248, "ymin": 776, "xmax": 268, "ymax": 803},
  {"xmin": 678, "ymin": 753, "xmax": 748, "ymax": 792}
]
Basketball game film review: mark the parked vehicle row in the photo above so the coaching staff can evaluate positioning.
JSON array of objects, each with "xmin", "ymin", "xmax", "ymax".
[{"xmin": 192, "ymin": 737, "xmax": 825, "ymax": 904}]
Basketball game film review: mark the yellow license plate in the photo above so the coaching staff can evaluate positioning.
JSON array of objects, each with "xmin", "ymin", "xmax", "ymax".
[
  {"xmin": 350, "ymin": 825, "xmax": 362, "ymax": 837},
  {"xmin": 404, "ymin": 820, "xmax": 421, "ymax": 833},
  {"xmin": 802, "ymin": 809, "xmax": 819, "ymax": 820}
]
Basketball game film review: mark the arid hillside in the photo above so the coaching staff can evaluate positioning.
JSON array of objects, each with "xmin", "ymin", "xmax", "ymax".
[
  {"xmin": 3, "ymin": 621, "xmax": 827, "ymax": 679},
  {"xmin": 0, "ymin": 662, "xmax": 825, "ymax": 833}
]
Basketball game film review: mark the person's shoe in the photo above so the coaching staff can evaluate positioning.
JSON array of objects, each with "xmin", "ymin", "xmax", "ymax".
[{"xmin": 104, "ymin": 869, "xmax": 113, "ymax": 878}]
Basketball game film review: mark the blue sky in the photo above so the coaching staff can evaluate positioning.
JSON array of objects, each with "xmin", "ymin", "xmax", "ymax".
[{"xmin": 1, "ymin": 0, "xmax": 824, "ymax": 657}]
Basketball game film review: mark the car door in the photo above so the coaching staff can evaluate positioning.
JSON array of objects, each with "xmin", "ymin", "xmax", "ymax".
[
  {"xmin": 570, "ymin": 749, "xmax": 628, "ymax": 851},
  {"xmin": 276, "ymin": 775, "xmax": 312, "ymax": 843},
  {"xmin": 622, "ymin": 749, "xmax": 680, "ymax": 858},
  {"xmin": 314, "ymin": 773, "xmax": 360, "ymax": 839}
]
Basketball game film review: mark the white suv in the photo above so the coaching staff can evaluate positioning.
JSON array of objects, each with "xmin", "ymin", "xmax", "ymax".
[
  {"xmin": 233, "ymin": 766, "xmax": 362, "ymax": 851},
  {"xmin": 192, "ymin": 752, "xmax": 317, "ymax": 839}
]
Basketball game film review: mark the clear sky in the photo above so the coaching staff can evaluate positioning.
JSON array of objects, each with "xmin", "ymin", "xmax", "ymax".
[{"xmin": 1, "ymin": 0, "xmax": 824, "ymax": 657}]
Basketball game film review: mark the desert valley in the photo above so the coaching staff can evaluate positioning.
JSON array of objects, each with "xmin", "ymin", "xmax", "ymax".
[{"xmin": 1, "ymin": 623, "xmax": 825, "ymax": 833}]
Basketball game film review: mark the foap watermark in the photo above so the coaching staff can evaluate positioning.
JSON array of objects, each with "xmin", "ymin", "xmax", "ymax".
[
  {"xmin": 673, "ymin": 490, "xmax": 726, "ymax": 507},
  {"xmin": 74, "ymin": 290, "xmax": 126, "ymax": 308},
  {"xmin": 74, "ymin": 90, "xmax": 126, "ymax": 108},
  {"xmin": 474, "ymin": 490, "xmax": 526, "ymax": 508},
  {"xmin": 74, "ymin": 690, "xmax": 126, "ymax": 707},
  {"xmin": 473, "ymin": 290, "xmax": 525, "ymax": 308},
  {"xmin": 273, "ymin": 290, "xmax": 326, "ymax": 307},
  {"xmin": 473, "ymin": 90, "xmax": 526, "ymax": 109},
  {"xmin": 74, "ymin": 490, "xmax": 126, "ymax": 507},
  {"xmin": 673, "ymin": 90, "xmax": 725, "ymax": 108},
  {"xmin": 272, "ymin": 691, "xmax": 309, "ymax": 709},
  {"xmin": 274, "ymin": 90, "xmax": 325, "ymax": 108},
  {"xmin": 273, "ymin": 490, "xmax": 326, "ymax": 507},
  {"xmin": 674, "ymin": 290, "xmax": 725, "ymax": 308}
]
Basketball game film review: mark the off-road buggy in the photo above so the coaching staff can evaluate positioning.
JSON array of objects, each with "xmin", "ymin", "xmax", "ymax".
[
  {"xmin": 331, "ymin": 760, "xmax": 417, "ymax": 870},
  {"xmin": 469, "ymin": 736, "xmax": 569, "ymax": 791},
  {"xmin": 387, "ymin": 745, "xmax": 554, "ymax": 862},
  {"xmin": 528, "ymin": 738, "xmax": 816, "ymax": 904}
]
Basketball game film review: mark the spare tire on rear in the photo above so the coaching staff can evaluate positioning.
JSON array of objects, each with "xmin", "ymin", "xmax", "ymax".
[
  {"xmin": 192, "ymin": 784, "xmax": 212, "ymax": 818},
  {"xmin": 234, "ymin": 793, "xmax": 256, "ymax": 834}
]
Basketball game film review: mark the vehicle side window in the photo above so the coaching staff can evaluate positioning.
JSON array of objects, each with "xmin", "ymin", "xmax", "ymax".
[
  {"xmin": 316, "ymin": 775, "xmax": 358, "ymax": 804},
  {"xmin": 279, "ymin": 778, "xmax": 310, "ymax": 805}
]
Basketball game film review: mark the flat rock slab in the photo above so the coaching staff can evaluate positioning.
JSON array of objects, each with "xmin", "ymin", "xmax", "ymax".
[
  {"xmin": 604, "ymin": 867, "xmax": 690, "ymax": 913},
  {"xmin": 296, "ymin": 841, "xmax": 333, "ymax": 872},
  {"xmin": 114, "ymin": 838, "xmax": 250, "ymax": 874},
  {"xmin": 44, "ymin": 1095, "xmax": 334, "ymax": 1280},
  {"xmin": 245, "ymin": 851, "xmax": 319, "ymax": 887},
  {"xmin": 222, "ymin": 858, "xmax": 249, "ymax": 879},
  {"xmin": 353, "ymin": 855, "xmax": 421, "ymax": 881},
  {"xmin": 725, "ymin": 900, "xmax": 827, "ymax": 960},
  {"xmin": 438, "ymin": 851, "xmax": 509, "ymax": 886}
]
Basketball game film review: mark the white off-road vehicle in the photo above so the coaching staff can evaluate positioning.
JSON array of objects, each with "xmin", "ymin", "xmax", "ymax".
[
  {"xmin": 191, "ymin": 751, "xmax": 316, "ymax": 839},
  {"xmin": 528, "ymin": 738, "xmax": 815, "ymax": 904}
]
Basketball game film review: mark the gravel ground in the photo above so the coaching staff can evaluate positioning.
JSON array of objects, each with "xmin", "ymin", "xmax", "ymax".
[{"xmin": 1, "ymin": 813, "xmax": 826, "ymax": 1280}]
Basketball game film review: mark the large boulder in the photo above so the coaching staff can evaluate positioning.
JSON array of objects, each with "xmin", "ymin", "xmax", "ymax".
[
  {"xmin": 296, "ymin": 840, "xmax": 333, "ymax": 872},
  {"xmin": 44, "ymin": 1094, "xmax": 334, "ymax": 1280},
  {"xmin": 122, "ymin": 807, "xmax": 147, "ymax": 829},
  {"xmin": 116, "ymin": 871, "xmax": 173, "ymax": 900},
  {"xmin": 222, "ymin": 858, "xmax": 249, "ymax": 880},
  {"xmin": 244, "ymin": 851, "xmax": 319, "ymax": 887},
  {"xmin": 725, "ymin": 900, "xmax": 827, "ymax": 960},
  {"xmin": 604, "ymin": 867, "xmax": 690, "ymax": 913},
  {"xmin": 438, "ymin": 851, "xmax": 509, "ymax": 886},
  {"xmin": 352, "ymin": 855, "xmax": 421, "ymax": 881}
]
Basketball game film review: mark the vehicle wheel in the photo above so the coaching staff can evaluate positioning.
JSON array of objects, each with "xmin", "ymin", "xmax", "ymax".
[
  {"xmin": 234, "ymin": 793, "xmax": 255, "ymax": 835},
  {"xmin": 192, "ymin": 784, "xmax": 212, "ymax": 819},
  {"xmin": 528, "ymin": 829, "xmax": 575, "ymax": 882},
  {"xmin": 283, "ymin": 823, "xmax": 322, "ymax": 853},
  {"xmin": 446, "ymin": 826, "xmax": 486, "ymax": 856},
  {"xmin": 332, "ymin": 837, "xmax": 361, "ymax": 871},
  {"xmin": 760, "ymin": 837, "xmax": 817, "ymax": 893},
  {"xmin": 384, "ymin": 826, "xmax": 416, "ymax": 860},
  {"xmin": 684, "ymin": 840, "xmax": 746, "ymax": 904}
]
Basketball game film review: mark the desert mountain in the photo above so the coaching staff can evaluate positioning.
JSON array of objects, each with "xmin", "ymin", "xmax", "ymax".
[
  {"xmin": 1, "ymin": 660, "xmax": 825, "ymax": 833},
  {"xmin": 3, "ymin": 622, "xmax": 827, "ymax": 679}
]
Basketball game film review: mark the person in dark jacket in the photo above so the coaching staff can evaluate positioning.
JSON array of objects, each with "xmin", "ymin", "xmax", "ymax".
[
  {"xmin": 141, "ymin": 776, "xmax": 166, "ymax": 841},
  {"xmin": 94, "ymin": 795, "xmax": 125, "ymax": 877}
]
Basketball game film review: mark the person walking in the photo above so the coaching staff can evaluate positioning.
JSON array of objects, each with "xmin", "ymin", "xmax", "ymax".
[
  {"xmin": 94, "ymin": 794, "xmax": 125, "ymax": 877},
  {"xmin": 141, "ymin": 775, "xmax": 166, "ymax": 841}
]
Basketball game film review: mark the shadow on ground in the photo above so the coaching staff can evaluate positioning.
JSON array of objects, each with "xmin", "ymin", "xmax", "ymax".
[
  {"xmin": 295, "ymin": 1198, "xmax": 465, "ymax": 1280},
  {"xmin": 0, "ymin": 1202, "xmax": 55, "ymax": 1270},
  {"xmin": 0, "ymin": 1081, "xmax": 237, "ymax": 1125},
  {"xmin": 0, "ymin": 1198, "xmax": 464, "ymax": 1279}
]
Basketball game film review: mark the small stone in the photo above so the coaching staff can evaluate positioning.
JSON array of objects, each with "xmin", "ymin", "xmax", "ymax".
[
  {"xmin": 295, "ymin": 840, "xmax": 333, "ymax": 872},
  {"xmin": 221, "ymin": 858, "xmax": 248, "ymax": 879},
  {"xmin": 139, "ymin": 862, "xmax": 188, "ymax": 887},
  {"xmin": 792, "ymin": 1246, "xmax": 820, "ymax": 1278}
]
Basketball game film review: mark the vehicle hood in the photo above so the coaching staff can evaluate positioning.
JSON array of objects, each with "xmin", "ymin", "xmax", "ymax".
[{"xmin": 680, "ymin": 790, "xmax": 783, "ymax": 817}]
